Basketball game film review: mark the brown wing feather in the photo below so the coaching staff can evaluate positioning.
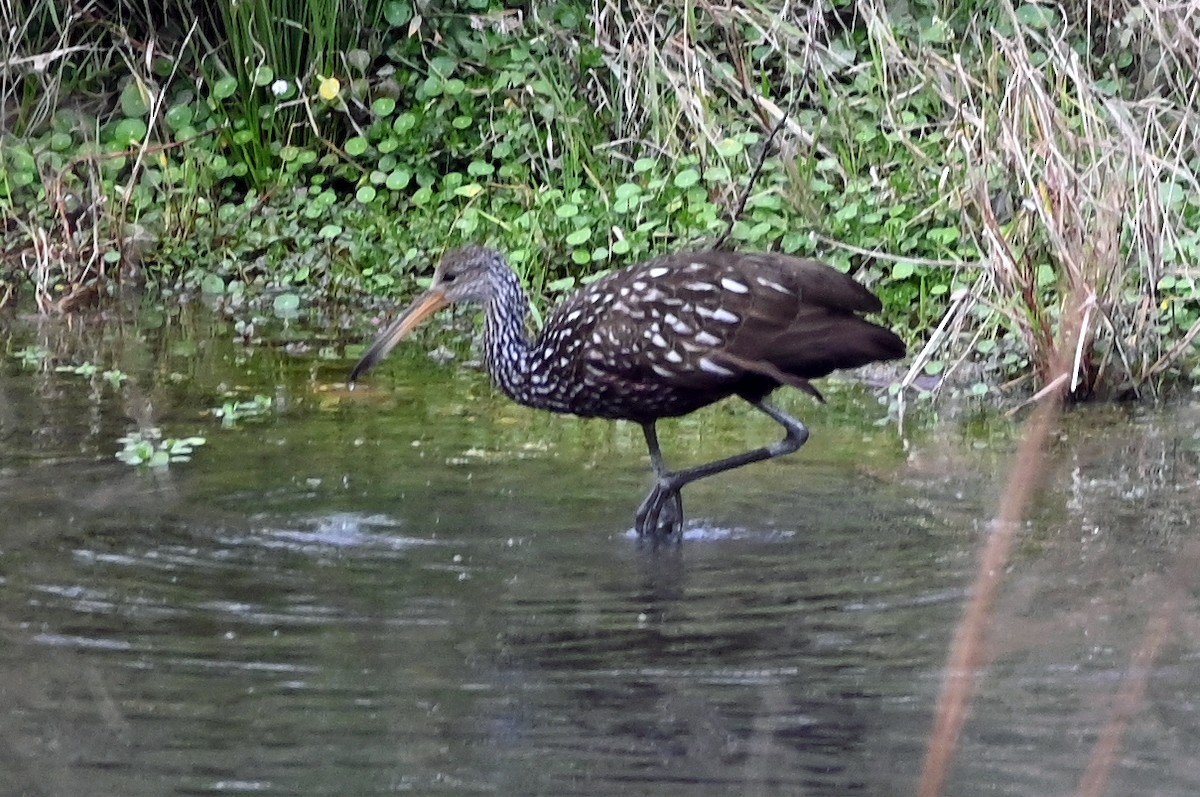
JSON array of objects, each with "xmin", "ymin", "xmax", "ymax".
[{"xmin": 548, "ymin": 250, "xmax": 904, "ymax": 414}]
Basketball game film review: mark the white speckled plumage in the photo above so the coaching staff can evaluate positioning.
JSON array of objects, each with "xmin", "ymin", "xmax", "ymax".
[
  {"xmin": 352, "ymin": 245, "xmax": 905, "ymax": 423},
  {"xmin": 350, "ymin": 244, "xmax": 906, "ymax": 539}
]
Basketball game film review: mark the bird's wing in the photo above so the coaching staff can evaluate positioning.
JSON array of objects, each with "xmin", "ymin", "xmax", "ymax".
[{"xmin": 560, "ymin": 252, "xmax": 901, "ymax": 397}]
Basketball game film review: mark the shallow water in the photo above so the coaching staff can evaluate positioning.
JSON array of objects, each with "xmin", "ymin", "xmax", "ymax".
[{"xmin": 2, "ymin": 307, "xmax": 1200, "ymax": 796}]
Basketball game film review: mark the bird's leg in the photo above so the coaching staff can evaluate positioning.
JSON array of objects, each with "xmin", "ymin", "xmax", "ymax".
[
  {"xmin": 634, "ymin": 401, "xmax": 809, "ymax": 538},
  {"xmin": 635, "ymin": 422, "xmax": 684, "ymax": 539},
  {"xmin": 667, "ymin": 399, "xmax": 809, "ymax": 488}
]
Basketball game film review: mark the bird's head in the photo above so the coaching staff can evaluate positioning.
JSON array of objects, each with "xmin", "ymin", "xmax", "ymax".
[{"xmin": 349, "ymin": 245, "xmax": 506, "ymax": 383}]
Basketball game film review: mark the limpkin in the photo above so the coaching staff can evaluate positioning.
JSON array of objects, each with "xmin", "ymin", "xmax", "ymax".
[{"xmin": 350, "ymin": 245, "xmax": 905, "ymax": 539}]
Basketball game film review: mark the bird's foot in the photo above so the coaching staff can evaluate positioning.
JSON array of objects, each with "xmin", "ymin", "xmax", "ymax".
[{"xmin": 634, "ymin": 482, "xmax": 684, "ymax": 541}]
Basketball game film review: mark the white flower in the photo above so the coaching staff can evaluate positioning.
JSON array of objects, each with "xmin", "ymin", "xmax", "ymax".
[{"xmin": 271, "ymin": 79, "xmax": 290, "ymax": 97}]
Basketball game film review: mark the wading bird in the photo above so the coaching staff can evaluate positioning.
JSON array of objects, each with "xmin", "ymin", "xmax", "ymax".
[{"xmin": 350, "ymin": 245, "xmax": 905, "ymax": 539}]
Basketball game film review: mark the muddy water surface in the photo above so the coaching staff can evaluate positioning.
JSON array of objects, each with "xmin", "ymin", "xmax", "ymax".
[{"xmin": 1, "ymin": 307, "xmax": 1199, "ymax": 796}]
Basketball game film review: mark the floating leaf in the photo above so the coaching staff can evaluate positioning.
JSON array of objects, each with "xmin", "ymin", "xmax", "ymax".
[{"xmin": 273, "ymin": 292, "xmax": 301, "ymax": 315}]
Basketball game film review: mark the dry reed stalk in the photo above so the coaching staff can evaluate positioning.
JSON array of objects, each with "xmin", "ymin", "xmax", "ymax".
[
  {"xmin": 1074, "ymin": 539, "xmax": 1200, "ymax": 797},
  {"xmin": 857, "ymin": 0, "xmax": 1200, "ymax": 397},
  {"xmin": 918, "ymin": 283, "xmax": 1086, "ymax": 796}
]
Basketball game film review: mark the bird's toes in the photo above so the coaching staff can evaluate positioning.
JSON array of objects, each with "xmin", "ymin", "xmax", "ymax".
[
  {"xmin": 656, "ymin": 489, "xmax": 683, "ymax": 539},
  {"xmin": 633, "ymin": 480, "xmax": 686, "ymax": 542}
]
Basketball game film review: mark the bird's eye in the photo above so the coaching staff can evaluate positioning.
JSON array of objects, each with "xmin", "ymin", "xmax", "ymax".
[{"xmin": 442, "ymin": 272, "xmax": 457, "ymax": 283}]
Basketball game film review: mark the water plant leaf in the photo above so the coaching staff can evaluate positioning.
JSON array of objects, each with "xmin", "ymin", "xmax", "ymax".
[{"xmin": 273, "ymin": 292, "xmax": 301, "ymax": 315}]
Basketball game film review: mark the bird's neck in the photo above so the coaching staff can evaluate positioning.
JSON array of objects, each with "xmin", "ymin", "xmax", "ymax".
[{"xmin": 482, "ymin": 268, "xmax": 534, "ymax": 400}]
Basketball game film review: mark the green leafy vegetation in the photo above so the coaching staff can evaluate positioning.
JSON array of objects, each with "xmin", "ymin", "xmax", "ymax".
[
  {"xmin": 1, "ymin": 0, "xmax": 1198, "ymax": 402},
  {"xmin": 212, "ymin": 394, "xmax": 275, "ymax": 427},
  {"xmin": 116, "ymin": 430, "xmax": 207, "ymax": 468}
]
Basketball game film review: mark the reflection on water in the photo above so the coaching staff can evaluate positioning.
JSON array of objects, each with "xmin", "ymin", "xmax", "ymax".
[{"xmin": 2, "ymin": 311, "xmax": 1200, "ymax": 795}]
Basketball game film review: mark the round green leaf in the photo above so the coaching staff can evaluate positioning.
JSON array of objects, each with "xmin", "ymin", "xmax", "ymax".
[
  {"xmin": 252, "ymin": 65, "xmax": 274, "ymax": 87},
  {"xmin": 318, "ymin": 223, "xmax": 343, "ymax": 239},
  {"xmin": 345, "ymin": 136, "xmax": 369, "ymax": 156},
  {"xmin": 892, "ymin": 261, "xmax": 915, "ymax": 280},
  {"xmin": 273, "ymin": 293, "xmax": 301, "ymax": 315},
  {"xmin": 346, "ymin": 49, "xmax": 369, "ymax": 72},
  {"xmin": 201, "ymin": 273, "xmax": 225, "ymax": 294},
  {"xmin": 386, "ymin": 169, "xmax": 411, "ymax": 191},
  {"xmin": 716, "ymin": 138, "xmax": 743, "ymax": 157},
  {"xmin": 393, "ymin": 112, "xmax": 416, "ymax": 133},
  {"xmin": 565, "ymin": 227, "xmax": 591, "ymax": 246},
  {"xmin": 356, "ymin": 185, "xmax": 377, "ymax": 203},
  {"xmin": 372, "ymin": 97, "xmax": 396, "ymax": 116},
  {"xmin": 420, "ymin": 76, "xmax": 442, "ymax": 97},
  {"xmin": 614, "ymin": 182, "xmax": 641, "ymax": 200},
  {"xmin": 383, "ymin": 1, "xmax": 412, "ymax": 26},
  {"xmin": 213, "ymin": 76, "xmax": 239, "ymax": 100},
  {"xmin": 120, "ymin": 80, "xmax": 150, "ymax": 117},
  {"xmin": 165, "ymin": 104, "xmax": 193, "ymax": 131},
  {"xmin": 111, "ymin": 117, "xmax": 148, "ymax": 145},
  {"xmin": 674, "ymin": 169, "xmax": 700, "ymax": 188},
  {"xmin": 1015, "ymin": 4, "xmax": 1055, "ymax": 28}
]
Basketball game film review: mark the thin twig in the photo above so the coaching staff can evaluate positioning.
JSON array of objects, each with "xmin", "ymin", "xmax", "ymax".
[
  {"xmin": 712, "ymin": 107, "xmax": 790, "ymax": 250},
  {"xmin": 812, "ymin": 233, "xmax": 966, "ymax": 269}
]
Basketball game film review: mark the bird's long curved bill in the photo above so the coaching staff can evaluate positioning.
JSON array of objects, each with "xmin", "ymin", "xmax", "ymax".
[{"xmin": 349, "ymin": 289, "xmax": 448, "ymax": 383}]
